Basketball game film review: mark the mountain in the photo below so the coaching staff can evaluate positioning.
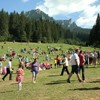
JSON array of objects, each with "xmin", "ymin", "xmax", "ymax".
[
  {"xmin": 55, "ymin": 19, "xmax": 78, "ymax": 31},
  {"xmin": 25, "ymin": 9, "xmax": 90, "ymax": 33},
  {"xmin": 25, "ymin": 9, "xmax": 79, "ymax": 30},
  {"xmin": 25, "ymin": 9, "xmax": 54, "ymax": 21},
  {"xmin": 55, "ymin": 19, "xmax": 90, "ymax": 33}
]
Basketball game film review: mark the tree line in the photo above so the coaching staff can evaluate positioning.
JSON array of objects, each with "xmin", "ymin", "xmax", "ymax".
[
  {"xmin": 0, "ymin": 9, "xmax": 89, "ymax": 44},
  {"xmin": 89, "ymin": 14, "xmax": 100, "ymax": 46}
]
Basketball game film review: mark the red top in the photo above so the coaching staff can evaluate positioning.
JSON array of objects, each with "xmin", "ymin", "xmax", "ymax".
[{"xmin": 78, "ymin": 53, "xmax": 85, "ymax": 66}]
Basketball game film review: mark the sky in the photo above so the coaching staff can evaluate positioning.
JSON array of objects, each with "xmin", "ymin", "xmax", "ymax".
[{"xmin": 0, "ymin": 0, "xmax": 100, "ymax": 28}]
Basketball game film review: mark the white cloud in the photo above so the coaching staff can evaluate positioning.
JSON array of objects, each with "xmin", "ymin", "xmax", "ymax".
[
  {"xmin": 76, "ymin": 5, "xmax": 100, "ymax": 28},
  {"xmin": 36, "ymin": 0, "xmax": 98, "ymax": 16},
  {"xmin": 21, "ymin": 0, "xmax": 30, "ymax": 3},
  {"xmin": 36, "ymin": 0, "xmax": 100, "ymax": 28},
  {"xmin": 76, "ymin": 16, "xmax": 97, "ymax": 28}
]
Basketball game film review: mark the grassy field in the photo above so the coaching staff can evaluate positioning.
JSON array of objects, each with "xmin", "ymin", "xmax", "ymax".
[{"xmin": 0, "ymin": 42, "xmax": 100, "ymax": 100}]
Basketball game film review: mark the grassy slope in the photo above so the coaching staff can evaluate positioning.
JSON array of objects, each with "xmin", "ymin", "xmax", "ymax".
[{"xmin": 0, "ymin": 42, "xmax": 99, "ymax": 100}]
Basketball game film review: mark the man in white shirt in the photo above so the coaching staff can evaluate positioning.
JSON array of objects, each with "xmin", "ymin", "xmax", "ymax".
[
  {"xmin": 67, "ymin": 49, "xmax": 82, "ymax": 83},
  {"xmin": 60, "ymin": 54, "xmax": 69, "ymax": 76},
  {"xmin": 2, "ymin": 59, "xmax": 12, "ymax": 81}
]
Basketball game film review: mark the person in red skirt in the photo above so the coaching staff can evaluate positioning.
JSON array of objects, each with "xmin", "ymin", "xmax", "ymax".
[{"xmin": 16, "ymin": 64, "xmax": 24, "ymax": 91}]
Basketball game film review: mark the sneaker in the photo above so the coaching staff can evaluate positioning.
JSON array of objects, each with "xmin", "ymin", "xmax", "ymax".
[
  {"xmin": 67, "ymin": 79, "xmax": 70, "ymax": 83},
  {"xmin": 33, "ymin": 81, "xmax": 36, "ymax": 83},
  {"xmin": 18, "ymin": 88, "xmax": 22, "ymax": 91},
  {"xmin": 2, "ymin": 78, "xmax": 5, "ymax": 81},
  {"xmin": 79, "ymin": 80, "xmax": 83, "ymax": 82}
]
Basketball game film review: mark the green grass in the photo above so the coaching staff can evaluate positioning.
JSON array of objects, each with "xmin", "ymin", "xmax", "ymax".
[{"xmin": 0, "ymin": 42, "xmax": 100, "ymax": 100}]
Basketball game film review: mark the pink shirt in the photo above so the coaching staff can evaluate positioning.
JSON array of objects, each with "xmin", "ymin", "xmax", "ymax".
[{"xmin": 16, "ymin": 68, "xmax": 24, "ymax": 82}]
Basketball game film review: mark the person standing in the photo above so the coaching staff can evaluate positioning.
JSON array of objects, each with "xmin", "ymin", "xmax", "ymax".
[
  {"xmin": 56, "ymin": 55, "xmax": 61, "ymax": 67},
  {"xmin": 31, "ymin": 58, "xmax": 39, "ymax": 83},
  {"xmin": 0, "ymin": 61, "xmax": 2, "ymax": 78},
  {"xmin": 16, "ymin": 64, "xmax": 24, "ymax": 91},
  {"xmin": 84, "ymin": 51, "xmax": 89, "ymax": 68},
  {"xmin": 78, "ymin": 50, "xmax": 85, "ymax": 82},
  {"xmin": 25, "ymin": 56, "xmax": 29, "ymax": 67},
  {"xmin": 2, "ymin": 59, "xmax": 12, "ymax": 81},
  {"xmin": 60, "ymin": 55, "xmax": 69, "ymax": 76},
  {"xmin": 67, "ymin": 49, "xmax": 82, "ymax": 83},
  {"xmin": 93, "ymin": 50, "xmax": 98, "ymax": 67},
  {"xmin": 54, "ymin": 58, "xmax": 57, "ymax": 68}
]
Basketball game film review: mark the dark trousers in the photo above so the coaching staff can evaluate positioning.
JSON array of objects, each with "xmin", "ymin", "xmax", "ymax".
[
  {"xmin": 79, "ymin": 65, "xmax": 85, "ymax": 80},
  {"xmin": 61, "ymin": 66, "xmax": 69, "ymax": 75},
  {"xmin": 2, "ymin": 68, "xmax": 12, "ymax": 80}
]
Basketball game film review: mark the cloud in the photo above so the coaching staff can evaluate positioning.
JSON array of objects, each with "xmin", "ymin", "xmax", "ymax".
[
  {"xmin": 76, "ymin": 4, "xmax": 100, "ymax": 28},
  {"xmin": 21, "ymin": 0, "xmax": 30, "ymax": 3},
  {"xmin": 36, "ymin": 0, "xmax": 100, "ymax": 28}
]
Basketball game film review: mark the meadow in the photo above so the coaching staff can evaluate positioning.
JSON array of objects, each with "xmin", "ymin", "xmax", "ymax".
[{"xmin": 0, "ymin": 42, "xmax": 100, "ymax": 100}]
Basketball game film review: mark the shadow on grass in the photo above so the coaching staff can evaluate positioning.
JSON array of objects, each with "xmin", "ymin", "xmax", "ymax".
[
  {"xmin": 86, "ymin": 66, "xmax": 100, "ymax": 69},
  {"xmin": 45, "ymin": 80, "xmax": 75, "ymax": 85},
  {"xmin": 11, "ymin": 82, "xmax": 17, "ymax": 85},
  {"xmin": 88, "ymin": 79, "xmax": 100, "ymax": 83},
  {"xmin": 69, "ymin": 87, "xmax": 100, "ymax": 91},
  {"xmin": 0, "ymin": 90, "xmax": 13, "ymax": 93},
  {"xmin": 45, "ymin": 80, "xmax": 66, "ymax": 85},
  {"xmin": 48, "ymin": 74, "xmax": 60, "ymax": 77},
  {"xmin": 11, "ymin": 82, "xmax": 30, "ymax": 85}
]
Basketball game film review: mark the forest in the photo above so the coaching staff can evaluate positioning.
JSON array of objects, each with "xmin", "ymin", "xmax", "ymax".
[
  {"xmin": 89, "ymin": 14, "xmax": 100, "ymax": 46},
  {"xmin": 0, "ymin": 9, "xmax": 99, "ymax": 46}
]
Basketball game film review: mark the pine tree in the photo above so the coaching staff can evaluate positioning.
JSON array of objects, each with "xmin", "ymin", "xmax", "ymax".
[
  {"xmin": 0, "ymin": 9, "xmax": 9, "ymax": 41},
  {"xmin": 9, "ymin": 11, "xmax": 19, "ymax": 41},
  {"xmin": 89, "ymin": 14, "xmax": 100, "ymax": 45}
]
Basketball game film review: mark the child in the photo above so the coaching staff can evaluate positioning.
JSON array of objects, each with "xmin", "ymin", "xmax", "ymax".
[
  {"xmin": 16, "ymin": 64, "xmax": 24, "ymax": 91},
  {"xmin": 31, "ymin": 58, "xmax": 39, "ymax": 83},
  {"xmin": 0, "ymin": 61, "xmax": 2, "ymax": 78}
]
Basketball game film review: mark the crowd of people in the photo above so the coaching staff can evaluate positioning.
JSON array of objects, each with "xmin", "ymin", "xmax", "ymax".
[
  {"xmin": 53, "ymin": 48, "xmax": 100, "ymax": 83},
  {"xmin": 0, "ymin": 45, "xmax": 100, "ymax": 91}
]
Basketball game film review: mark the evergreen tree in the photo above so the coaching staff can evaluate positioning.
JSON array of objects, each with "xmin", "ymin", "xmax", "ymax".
[
  {"xmin": 25, "ymin": 18, "xmax": 32, "ymax": 42},
  {"xmin": 9, "ymin": 11, "xmax": 19, "ymax": 41},
  {"xmin": 18, "ymin": 12, "xmax": 26, "ymax": 41},
  {"xmin": 0, "ymin": 9, "xmax": 88, "ymax": 45},
  {"xmin": 0, "ymin": 9, "xmax": 9, "ymax": 41},
  {"xmin": 89, "ymin": 14, "xmax": 100, "ymax": 45}
]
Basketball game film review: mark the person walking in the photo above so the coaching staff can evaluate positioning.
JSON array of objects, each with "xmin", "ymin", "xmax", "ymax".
[
  {"xmin": 56, "ymin": 55, "xmax": 61, "ymax": 67},
  {"xmin": 31, "ymin": 58, "xmax": 39, "ymax": 83},
  {"xmin": 67, "ymin": 49, "xmax": 82, "ymax": 83},
  {"xmin": 78, "ymin": 50, "xmax": 85, "ymax": 82},
  {"xmin": 84, "ymin": 51, "xmax": 89, "ymax": 68},
  {"xmin": 16, "ymin": 64, "xmax": 24, "ymax": 91},
  {"xmin": 2, "ymin": 59, "xmax": 13, "ymax": 81},
  {"xmin": 60, "ymin": 54, "xmax": 69, "ymax": 76}
]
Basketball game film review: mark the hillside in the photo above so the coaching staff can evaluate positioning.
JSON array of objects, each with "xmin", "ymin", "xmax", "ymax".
[
  {"xmin": 25, "ymin": 9, "xmax": 54, "ymax": 21},
  {"xmin": 25, "ymin": 9, "xmax": 90, "ymax": 33},
  {"xmin": 0, "ymin": 42, "xmax": 100, "ymax": 100}
]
